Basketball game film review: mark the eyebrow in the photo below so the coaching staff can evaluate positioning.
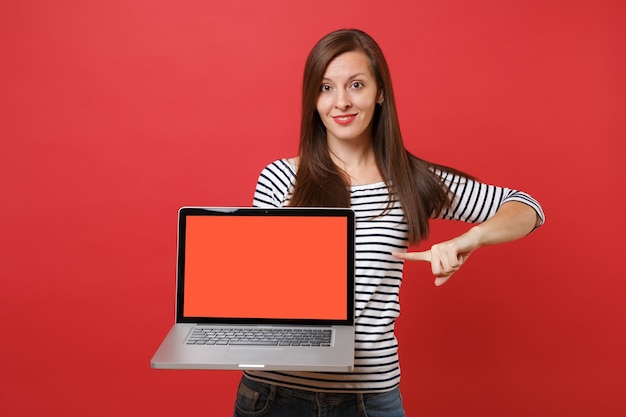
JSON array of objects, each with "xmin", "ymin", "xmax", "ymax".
[{"xmin": 321, "ymin": 73, "xmax": 369, "ymax": 82}]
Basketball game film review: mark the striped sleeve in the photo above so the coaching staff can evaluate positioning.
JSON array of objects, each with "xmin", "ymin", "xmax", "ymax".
[
  {"xmin": 435, "ymin": 169, "xmax": 545, "ymax": 227},
  {"xmin": 252, "ymin": 159, "xmax": 296, "ymax": 208}
]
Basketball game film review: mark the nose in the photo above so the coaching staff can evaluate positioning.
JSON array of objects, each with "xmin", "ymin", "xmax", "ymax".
[{"xmin": 334, "ymin": 89, "xmax": 351, "ymax": 110}]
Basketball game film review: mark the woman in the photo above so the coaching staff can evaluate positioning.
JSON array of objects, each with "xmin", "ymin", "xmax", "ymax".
[{"xmin": 234, "ymin": 28, "xmax": 544, "ymax": 417}]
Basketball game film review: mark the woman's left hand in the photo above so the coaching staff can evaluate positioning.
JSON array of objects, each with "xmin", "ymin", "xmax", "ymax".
[
  {"xmin": 392, "ymin": 201, "xmax": 540, "ymax": 286},
  {"xmin": 392, "ymin": 231, "xmax": 478, "ymax": 286}
]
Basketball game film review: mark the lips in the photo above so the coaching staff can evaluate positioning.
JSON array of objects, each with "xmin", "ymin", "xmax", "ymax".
[{"xmin": 332, "ymin": 114, "xmax": 358, "ymax": 125}]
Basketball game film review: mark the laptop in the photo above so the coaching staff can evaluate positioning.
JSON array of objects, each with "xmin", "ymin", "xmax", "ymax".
[{"xmin": 151, "ymin": 206, "xmax": 356, "ymax": 371}]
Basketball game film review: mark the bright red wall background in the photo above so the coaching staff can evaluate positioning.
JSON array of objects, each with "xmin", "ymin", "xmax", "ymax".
[{"xmin": 1, "ymin": 1, "xmax": 624, "ymax": 416}]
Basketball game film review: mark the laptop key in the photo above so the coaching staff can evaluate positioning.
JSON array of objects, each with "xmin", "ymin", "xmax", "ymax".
[{"xmin": 229, "ymin": 340, "xmax": 279, "ymax": 346}]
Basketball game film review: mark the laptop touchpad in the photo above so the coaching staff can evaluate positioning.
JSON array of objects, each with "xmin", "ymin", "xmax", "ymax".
[{"xmin": 224, "ymin": 347, "xmax": 284, "ymax": 364}]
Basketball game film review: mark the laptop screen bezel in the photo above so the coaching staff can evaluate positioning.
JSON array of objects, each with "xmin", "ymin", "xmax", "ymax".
[{"xmin": 174, "ymin": 206, "xmax": 356, "ymax": 326}]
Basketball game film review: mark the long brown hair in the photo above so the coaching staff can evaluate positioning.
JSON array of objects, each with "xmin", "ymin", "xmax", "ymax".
[{"xmin": 290, "ymin": 29, "xmax": 472, "ymax": 245}]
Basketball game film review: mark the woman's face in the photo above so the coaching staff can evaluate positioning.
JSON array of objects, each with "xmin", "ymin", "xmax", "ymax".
[{"xmin": 316, "ymin": 51, "xmax": 382, "ymax": 146}]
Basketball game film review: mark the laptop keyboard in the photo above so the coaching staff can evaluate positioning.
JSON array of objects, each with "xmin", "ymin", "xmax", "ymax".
[{"xmin": 186, "ymin": 327, "xmax": 332, "ymax": 347}]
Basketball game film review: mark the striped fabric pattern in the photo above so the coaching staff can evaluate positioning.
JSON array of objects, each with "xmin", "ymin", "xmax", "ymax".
[{"xmin": 245, "ymin": 158, "xmax": 544, "ymax": 393}]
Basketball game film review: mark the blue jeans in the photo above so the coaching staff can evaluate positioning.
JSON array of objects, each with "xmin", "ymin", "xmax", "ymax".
[{"xmin": 233, "ymin": 375, "xmax": 405, "ymax": 417}]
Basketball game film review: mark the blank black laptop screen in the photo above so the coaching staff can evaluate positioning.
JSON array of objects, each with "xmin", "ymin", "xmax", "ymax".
[{"xmin": 178, "ymin": 209, "xmax": 354, "ymax": 323}]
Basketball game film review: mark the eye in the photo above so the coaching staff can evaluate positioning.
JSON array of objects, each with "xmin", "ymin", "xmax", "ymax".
[
  {"xmin": 320, "ymin": 84, "xmax": 333, "ymax": 92},
  {"xmin": 350, "ymin": 81, "xmax": 364, "ymax": 89}
]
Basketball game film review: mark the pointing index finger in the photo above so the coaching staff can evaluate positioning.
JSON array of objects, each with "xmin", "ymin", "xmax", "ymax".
[{"xmin": 392, "ymin": 250, "xmax": 432, "ymax": 263}]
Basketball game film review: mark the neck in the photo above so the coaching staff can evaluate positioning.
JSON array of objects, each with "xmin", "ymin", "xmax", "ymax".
[
  {"xmin": 326, "ymin": 131, "xmax": 374, "ymax": 168},
  {"xmin": 327, "ymin": 137, "xmax": 382, "ymax": 185}
]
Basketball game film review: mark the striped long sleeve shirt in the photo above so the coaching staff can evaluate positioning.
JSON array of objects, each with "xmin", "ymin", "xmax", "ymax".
[{"xmin": 246, "ymin": 158, "xmax": 544, "ymax": 393}]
